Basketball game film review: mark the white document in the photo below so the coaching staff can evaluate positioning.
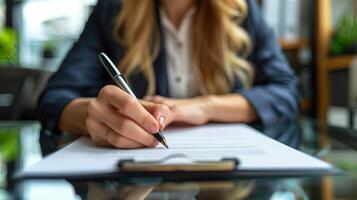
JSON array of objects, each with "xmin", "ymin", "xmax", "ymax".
[{"xmin": 22, "ymin": 124, "xmax": 332, "ymax": 177}]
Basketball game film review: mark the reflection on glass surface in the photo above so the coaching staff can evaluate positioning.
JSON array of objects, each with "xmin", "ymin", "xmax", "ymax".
[
  {"xmin": 0, "ymin": 123, "xmax": 78, "ymax": 200},
  {"xmin": 0, "ymin": 127, "xmax": 19, "ymax": 199},
  {"xmin": 77, "ymin": 180, "xmax": 311, "ymax": 200},
  {"xmin": 254, "ymin": 120, "xmax": 301, "ymax": 149}
]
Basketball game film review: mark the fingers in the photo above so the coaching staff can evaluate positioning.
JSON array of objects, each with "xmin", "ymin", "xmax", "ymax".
[
  {"xmin": 87, "ymin": 99, "xmax": 158, "ymax": 147},
  {"xmin": 85, "ymin": 117, "xmax": 110, "ymax": 146},
  {"xmin": 86, "ymin": 118, "xmax": 145, "ymax": 149},
  {"xmin": 144, "ymin": 95, "xmax": 172, "ymax": 106},
  {"xmin": 98, "ymin": 85, "xmax": 160, "ymax": 134},
  {"xmin": 106, "ymin": 130, "xmax": 145, "ymax": 149},
  {"xmin": 109, "ymin": 114, "xmax": 158, "ymax": 147},
  {"xmin": 144, "ymin": 95, "xmax": 193, "ymax": 107},
  {"xmin": 143, "ymin": 95, "xmax": 163, "ymax": 103},
  {"xmin": 141, "ymin": 100, "xmax": 174, "ymax": 130}
]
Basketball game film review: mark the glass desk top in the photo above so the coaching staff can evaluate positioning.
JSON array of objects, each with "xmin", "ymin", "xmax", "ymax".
[{"xmin": 1, "ymin": 119, "xmax": 357, "ymax": 200}]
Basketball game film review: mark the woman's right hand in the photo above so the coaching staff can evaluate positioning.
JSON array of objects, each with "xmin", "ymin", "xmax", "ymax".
[{"xmin": 86, "ymin": 85, "xmax": 173, "ymax": 149}]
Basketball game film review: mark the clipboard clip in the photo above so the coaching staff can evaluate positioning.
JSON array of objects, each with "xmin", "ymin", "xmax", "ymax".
[{"xmin": 118, "ymin": 154, "xmax": 239, "ymax": 172}]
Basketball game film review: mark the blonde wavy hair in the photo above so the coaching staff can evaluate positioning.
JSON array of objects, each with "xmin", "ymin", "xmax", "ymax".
[{"xmin": 114, "ymin": 0, "xmax": 252, "ymax": 95}]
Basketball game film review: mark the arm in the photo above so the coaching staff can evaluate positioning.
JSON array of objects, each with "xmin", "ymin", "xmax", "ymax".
[
  {"xmin": 38, "ymin": 1, "xmax": 174, "ymax": 149},
  {"xmin": 205, "ymin": 94, "xmax": 258, "ymax": 123},
  {"xmin": 237, "ymin": 0, "xmax": 300, "ymax": 124}
]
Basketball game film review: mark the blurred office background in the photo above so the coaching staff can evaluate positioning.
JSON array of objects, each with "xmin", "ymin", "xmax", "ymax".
[
  {"xmin": 0, "ymin": 0, "xmax": 357, "ymax": 199},
  {"xmin": 0, "ymin": 0, "xmax": 96, "ymax": 121},
  {"xmin": 1, "ymin": 0, "xmax": 356, "ymax": 126}
]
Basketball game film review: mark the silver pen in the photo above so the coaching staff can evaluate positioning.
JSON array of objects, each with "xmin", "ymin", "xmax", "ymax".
[{"xmin": 99, "ymin": 52, "xmax": 168, "ymax": 148}]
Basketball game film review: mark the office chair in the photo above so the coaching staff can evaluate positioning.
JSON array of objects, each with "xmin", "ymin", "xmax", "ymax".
[{"xmin": 0, "ymin": 67, "xmax": 52, "ymax": 120}]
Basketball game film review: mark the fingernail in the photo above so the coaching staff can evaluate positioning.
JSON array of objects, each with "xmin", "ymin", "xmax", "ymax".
[
  {"xmin": 149, "ymin": 124, "xmax": 159, "ymax": 133},
  {"xmin": 159, "ymin": 116, "xmax": 165, "ymax": 127}
]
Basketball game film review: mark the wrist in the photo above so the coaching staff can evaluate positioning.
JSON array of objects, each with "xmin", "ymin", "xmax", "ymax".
[
  {"xmin": 198, "ymin": 94, "xmax": 258, "ymax": 123},
  {"xmin": 59, "ymin": 98, "xmax": 92, "ymax": 135},
  {"xmin": 199, "ymin": 95, "xmax": 217, "ymax": 122}
]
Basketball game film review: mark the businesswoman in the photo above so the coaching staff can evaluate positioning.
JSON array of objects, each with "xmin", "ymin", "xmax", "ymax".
[{"xmin": 38, "ymin": 0, "xmax": 300, "ymax": 148}]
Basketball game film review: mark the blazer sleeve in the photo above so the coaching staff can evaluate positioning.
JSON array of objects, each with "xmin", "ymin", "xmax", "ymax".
[
  {"xmin": 37, "ymin": 1, "xmax": 112, "ymax": 134},
  {"xmin": 238, "ymin": 0, "xmax": 300, "ymax": 125}
]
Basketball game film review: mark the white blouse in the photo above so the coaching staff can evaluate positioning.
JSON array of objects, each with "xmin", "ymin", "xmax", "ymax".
[{"xmin": 159, "ymin": 7, "xmax": 200, "ymax": 98}]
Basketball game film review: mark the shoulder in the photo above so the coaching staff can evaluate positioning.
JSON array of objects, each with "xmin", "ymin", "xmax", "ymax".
[
  {"xmin": 245, "ymin": 0, "xmax": 261, "ymax": 16},
  {"xmin": 243, "ymin": 0, "xmax": 277, "ymax": 57}
]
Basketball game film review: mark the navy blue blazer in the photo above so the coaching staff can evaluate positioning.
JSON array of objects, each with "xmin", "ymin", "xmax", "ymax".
[{"xmin": 38, "ymin": 0, "xmax": 300, "ymax": 134}]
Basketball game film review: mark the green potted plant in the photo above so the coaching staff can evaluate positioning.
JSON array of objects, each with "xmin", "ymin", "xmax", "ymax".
[
  {"xmin": 331, "ymin": 14, "xmax": 357, "ymax": 55},
  {"xmin": 0, "ymin": 28, "xmax": 17, "ymax": 65}
]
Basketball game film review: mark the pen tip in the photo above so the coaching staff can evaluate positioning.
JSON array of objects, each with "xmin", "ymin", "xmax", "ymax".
[
  {"xmin": 157, "ymin": 131, "xmax": 168, "ymax": 149},
  {"xmin": 162, "ymin": 139, "xmax": 169, "ymax": 149}
]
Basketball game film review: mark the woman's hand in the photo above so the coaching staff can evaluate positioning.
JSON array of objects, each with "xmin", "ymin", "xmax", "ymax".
[
  {"xmin": 144, "ymin": 95, "xmax": 212, "ymax": 125},
  {"xmin": 144, "ymin": 94, "xmax": 258, "ymax": 125},
  {"xmin": 86, "ymin": 85, "xmax": 174, "ymax": 149}
]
